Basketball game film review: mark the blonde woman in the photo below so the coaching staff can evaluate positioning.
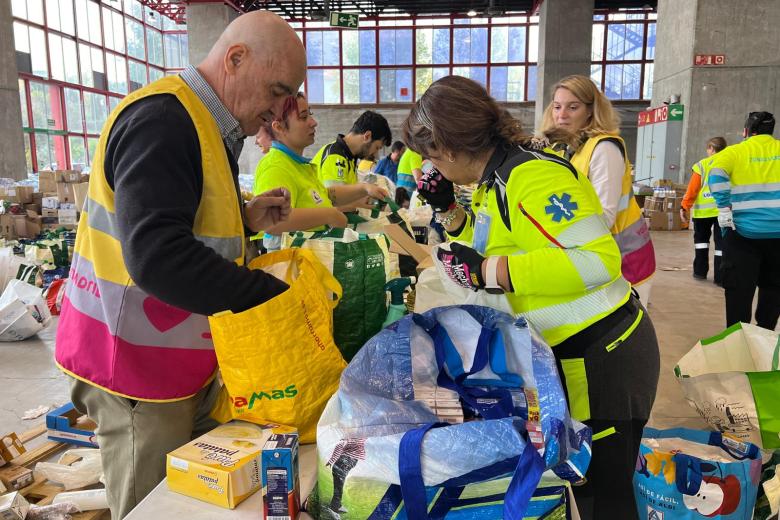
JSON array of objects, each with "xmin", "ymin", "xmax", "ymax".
[{"xmin": 541, "ymin": 75, "xmax": 656, "ymax": 299}]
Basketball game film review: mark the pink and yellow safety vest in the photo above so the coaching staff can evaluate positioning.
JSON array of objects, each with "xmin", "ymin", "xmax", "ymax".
[
  {"xmin": 570, "ymin": 135, "xmax": 656, "ymax": 286},
  {"xmin": 55, "ymin": 75, "xmax": 245, "ymax": 401}
]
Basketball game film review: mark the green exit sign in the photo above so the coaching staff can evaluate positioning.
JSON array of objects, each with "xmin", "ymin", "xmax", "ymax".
[{"xmin": 330, "ymin": 12, "xmax": 358, "ymax": 28}]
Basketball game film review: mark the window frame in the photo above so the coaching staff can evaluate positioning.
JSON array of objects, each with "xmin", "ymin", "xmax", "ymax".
[
  {"xmin": 299, "ymin": 14, "xmax": 539, "ymax": 106},
  {"xmin": 13, "ymin": 0, "xmax": 188, "ymax": 172}
]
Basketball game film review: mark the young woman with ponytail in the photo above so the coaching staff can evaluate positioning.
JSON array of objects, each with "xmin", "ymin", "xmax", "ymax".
[
  {"xmin": 541, "ymin": 75, "xmax": 656, "ymax": 300},
  {"xmin": 404, "ymin": 75, "xmax": 659, "ymax": 520}
]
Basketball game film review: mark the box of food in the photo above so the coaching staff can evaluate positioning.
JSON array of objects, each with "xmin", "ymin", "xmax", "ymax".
[
  {"xmin": 166, "ymin": 422, "xmax": 272, "ymax": 509},
  {"xmin": 0, "ymin": 465, "xmax": 33, "ymax": 491},
  {"xmin": 0, "ymin": 491, "xmax": 29, "ymax": 520},
  {"xmin": 261, "ymin": 432, "xmax": 300, "ymax": 520}
]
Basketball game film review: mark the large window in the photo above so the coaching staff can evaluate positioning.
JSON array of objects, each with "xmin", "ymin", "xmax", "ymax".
[
  {"xmin": 591, "ymin": 10, "xmax": 656, "ymax": 100},
  {"xmin": 13, "ymin": 0, "xmax": 188, "ymax": 172},
  {"xmin": 300, "ymin": 10, "xmax": 654, "ymax": 105},
  {"xmin": 301, "ymin": 15, "xmax": 540, "ymax": 105}
]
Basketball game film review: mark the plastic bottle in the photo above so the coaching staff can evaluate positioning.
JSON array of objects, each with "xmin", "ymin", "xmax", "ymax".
[{"xmin": 382, "ymin": 277, "xmax": 415, "ymax": 328}]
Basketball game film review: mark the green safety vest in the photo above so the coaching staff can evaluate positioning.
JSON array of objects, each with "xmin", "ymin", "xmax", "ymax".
[
  {"xmin": 449, "ymin": 144, "xmax": 630, "ymax": 347},
  {"xmin": 691, "ymin": 157, "xmax": 718, "ymax": 219}
]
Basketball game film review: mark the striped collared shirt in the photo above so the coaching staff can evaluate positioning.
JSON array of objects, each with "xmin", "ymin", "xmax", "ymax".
[{"xmin": 179, "ymin": 65, "xmax": 245, "ymax": 160}]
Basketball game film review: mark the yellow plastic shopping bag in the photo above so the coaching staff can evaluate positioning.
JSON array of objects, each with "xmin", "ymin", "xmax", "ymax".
[{"xmin": 209, "ymin": 248, "xmax": 346, "ymax": 443}]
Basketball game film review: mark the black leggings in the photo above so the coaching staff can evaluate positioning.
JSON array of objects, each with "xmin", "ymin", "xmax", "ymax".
[{"xmin": 554, "ymin": 297, "xmax": 660, "ymax": 520}]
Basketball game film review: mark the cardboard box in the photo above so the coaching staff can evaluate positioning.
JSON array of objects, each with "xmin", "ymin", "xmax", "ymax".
[
  {"xmin": 56, "ymin": 183, "xmax": 75, "ymax": 204},
  {"xmin": 42, "ymin": 197, "xmax": 59, "ymax": 210},
  {"xmin": 664, "ymin": 196, "xmax": 683, "ymax": 211},
  {"xmin": 39, "ymin": 171, "xmax": 58, "ymax": 193},
  {"xmin": 648, "ymin": 210, "xmax": 684, "ymax": 231},
  {"xmin": 384, "ymin": 223, "xmax": 433, "ymax": 263},
  {"xmin": 72, "ymin": 182, "xmax": 89, "ymax": 212},
  {"xmin": 0, "ymin": 215, "xmax": 15, "ymax": 240},
  {"xmin": 46, "ymin": 403, "xmax": 98, "ymax": 448},
  {"xmin": 167, "ymin": 422, "xmax": 273, "ymax": 509},
  {"xmin": 643, "ymin": 196, "xmax": 665, "ymax": 212},
  {"xmin": 14, "ymin": 187, "xmax": 33, "ymax": 205},
  {"xmin": 0, "ymin": 491, "xmax": 29, "ymax": 520},
  {"xmin": 261, "ymin": 432, "xmax": 300, "ymax": 520},
  {"xmin": 0, "ymin": 465, "xmax": 33, "ymax": 491},
  {"xmin": 22, "ymin": 203, "xmax": 40, "ymax": 214},
  {"xmin": 61, "ymin": 170, "xmax": 83, "ymax": 183},
  {"xmin": 0, "ymin": 433, "xmax": 25, "ymax": 466},
  {"xmin": 57, "ymin": 208, "xmax": 78, "ymax": 225},
  {"xmin": 41, "ymin": 208, "xmax": 58, "ymax": 224},
  {"xmin": 11, "ymin": 214, "xmax": 40, "ymax": 239},
  {"xmin": 32, "ymin": 192, "xmax": 43, "ymax": 206}
]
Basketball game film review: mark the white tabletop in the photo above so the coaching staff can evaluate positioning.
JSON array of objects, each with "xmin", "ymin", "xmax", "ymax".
[{"xmin": 125, "ymin": 444, "xmax": 317, "ymax": 519}]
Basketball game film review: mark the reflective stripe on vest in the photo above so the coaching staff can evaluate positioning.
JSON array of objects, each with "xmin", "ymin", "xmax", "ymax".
[
  {"xmin": 692, "ymin": 159, "xmax": 719, "ymax": 219},
  {"xmin": 570, "ymin": 135, "xmax": 656, "ymax": 285},
  {"xmin": 55, "ymin": 75, "xmax": 245, "ymax": 401},
  {"xmin": 521, "ymin": 277, "xmax": 631, "ymax": 342}
]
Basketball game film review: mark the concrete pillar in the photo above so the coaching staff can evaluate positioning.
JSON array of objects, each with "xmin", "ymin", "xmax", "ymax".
[
  {"xmin": 653, "ymin": 0, "xmax": 780, "ymax": 181},
  {"xmin": 0, "ymin": 0, "xmax": 28, "ymax": 180},
  {"xmin": 534, "ymin": 0, "xmax": 594, "ymax": 129},
  {"xmin": 186, "ymin": 3, "xmax": 240, "ymax": 65}
]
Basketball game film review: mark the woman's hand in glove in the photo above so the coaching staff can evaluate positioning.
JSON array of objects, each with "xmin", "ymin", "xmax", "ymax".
[
  {"xmin": 436, "ymin": 243, "xmax": 486, "ymax": 291},
  {"xmin": 417, "ymin": 167, "xmax": 455, "ymax": 212}
]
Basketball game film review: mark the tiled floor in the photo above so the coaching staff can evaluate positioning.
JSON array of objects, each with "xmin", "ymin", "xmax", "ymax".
[{"xmin": 0, "ymin": 229, "xmax": 769, "ymax": 438}]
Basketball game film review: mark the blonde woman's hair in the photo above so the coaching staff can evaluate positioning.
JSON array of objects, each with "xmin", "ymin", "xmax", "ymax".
[{"xmin": 540, "ymin": 75, "xmax": 621, "ymax": 144}]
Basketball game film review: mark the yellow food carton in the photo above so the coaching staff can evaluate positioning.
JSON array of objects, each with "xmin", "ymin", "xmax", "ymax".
[{"xmin": 166, "ymin": 421, "xmax": 273, "ymax": 509}]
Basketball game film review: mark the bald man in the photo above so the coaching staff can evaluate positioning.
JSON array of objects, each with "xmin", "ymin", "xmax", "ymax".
[{"xmin": 54, "ymin": 12, "xmax": 306, "ymax": 518}]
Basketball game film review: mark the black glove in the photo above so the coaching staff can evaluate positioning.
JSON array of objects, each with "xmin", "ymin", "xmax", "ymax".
[
  {"xmin": 436, "ymin": 243, "xmax": 486, "ymax": 290},
  {"xmin": 417, "ymin": 167, "xmax": 455, "ymax": 212}
]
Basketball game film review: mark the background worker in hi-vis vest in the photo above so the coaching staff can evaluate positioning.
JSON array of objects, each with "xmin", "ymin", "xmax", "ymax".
[
  {"xmin": 708, "ymin": 111, "xmax": 780, "ymax": 330},
  {"xmin": 54, "ymin": 12, "xmax": 305, "ymax": 518},
  {"xmin": 680, "ymin": 136, "xmax": 728, "ymax": 285}
]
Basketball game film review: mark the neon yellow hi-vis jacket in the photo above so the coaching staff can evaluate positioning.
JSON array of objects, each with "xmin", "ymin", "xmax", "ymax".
[
  {"xmin": 312, "ymin": 134, "xmax": 358, "ymax": 187},
  {"xmin": 449, "ymin": 144, "xmax": 630, "ymax": 346}
]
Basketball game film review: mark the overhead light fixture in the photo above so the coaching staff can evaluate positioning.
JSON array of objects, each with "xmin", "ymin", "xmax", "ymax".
[
  {"xmin": 309, "ymin": 8, "xmax": 328, "ymax": 21},
  {"xmin": 484, "ymin": 0, "xmax": 504, "ymax": 16},
  {"xmin": 467, "ymin": 9, "xmax": 477, "ymax": 16}
]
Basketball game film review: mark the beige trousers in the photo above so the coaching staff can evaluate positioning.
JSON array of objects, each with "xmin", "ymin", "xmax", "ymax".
[{"xmin": 70, "ymin": 377, "xmax": 220, "ymax": 519}]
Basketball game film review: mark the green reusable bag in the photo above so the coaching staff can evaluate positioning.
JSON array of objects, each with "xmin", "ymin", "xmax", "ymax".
[{"xmin": 287, "ymin": 228, "xmax": 399, "ymax": 361}]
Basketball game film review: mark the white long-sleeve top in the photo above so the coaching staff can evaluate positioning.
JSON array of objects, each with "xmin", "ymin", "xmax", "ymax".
[{"xmin": 587, "ymin": 140, "xmax": 625, "ymax": 229}]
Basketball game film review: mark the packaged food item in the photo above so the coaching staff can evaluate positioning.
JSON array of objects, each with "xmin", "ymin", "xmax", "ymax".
[
  {"xmin": 0, "ymin": 465, "xmax": 33, "ymax": 491},
  {"xmin": 261, "ymin": 432, "xmax": 300, "ymax": 520},
  {"xmin": 166, "ymin": 421, "xmax": 272, "ymax": 509}
]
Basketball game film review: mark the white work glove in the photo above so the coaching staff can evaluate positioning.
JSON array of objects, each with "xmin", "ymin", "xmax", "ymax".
[{"xmin": 718, "ymin": 207, "xmax": 736, "ymax": 231}]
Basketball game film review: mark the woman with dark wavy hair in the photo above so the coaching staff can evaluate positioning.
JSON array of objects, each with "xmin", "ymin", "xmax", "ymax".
[{"xmin": 403, "ymin": 75, "xmax": 659, "ymax": 520}]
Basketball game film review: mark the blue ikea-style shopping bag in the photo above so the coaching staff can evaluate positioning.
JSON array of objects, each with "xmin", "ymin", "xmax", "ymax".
[
  {"xmin": 315, "ymin": 305, "xmax": 591, "ymax": 519},
  {"xmin": 634, "ymin": 427, "xmax": 762, "ymax": 520}
]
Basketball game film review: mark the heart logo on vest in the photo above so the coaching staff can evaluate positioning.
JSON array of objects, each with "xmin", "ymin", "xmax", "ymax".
[{"xmin": 143, "ymin": 296, "xmax": 192, "ymax": 333}]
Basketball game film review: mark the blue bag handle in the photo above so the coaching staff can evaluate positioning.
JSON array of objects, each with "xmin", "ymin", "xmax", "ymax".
[
  {"xmin": 399, "ymin": 422, "xmax": 545, "ymax": 520},
  {"xmin": 673, "ymin": 453, "xmax": 703, "ymax": 495},
  {"xmin": 426, "ymin": 320, "xmax": 515, "ymax": 420}
]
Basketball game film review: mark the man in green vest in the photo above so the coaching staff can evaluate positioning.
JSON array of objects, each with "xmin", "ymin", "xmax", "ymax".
[{"xmin": 681, "ymin": 136, "xmax": 728, "ymax": 285}]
